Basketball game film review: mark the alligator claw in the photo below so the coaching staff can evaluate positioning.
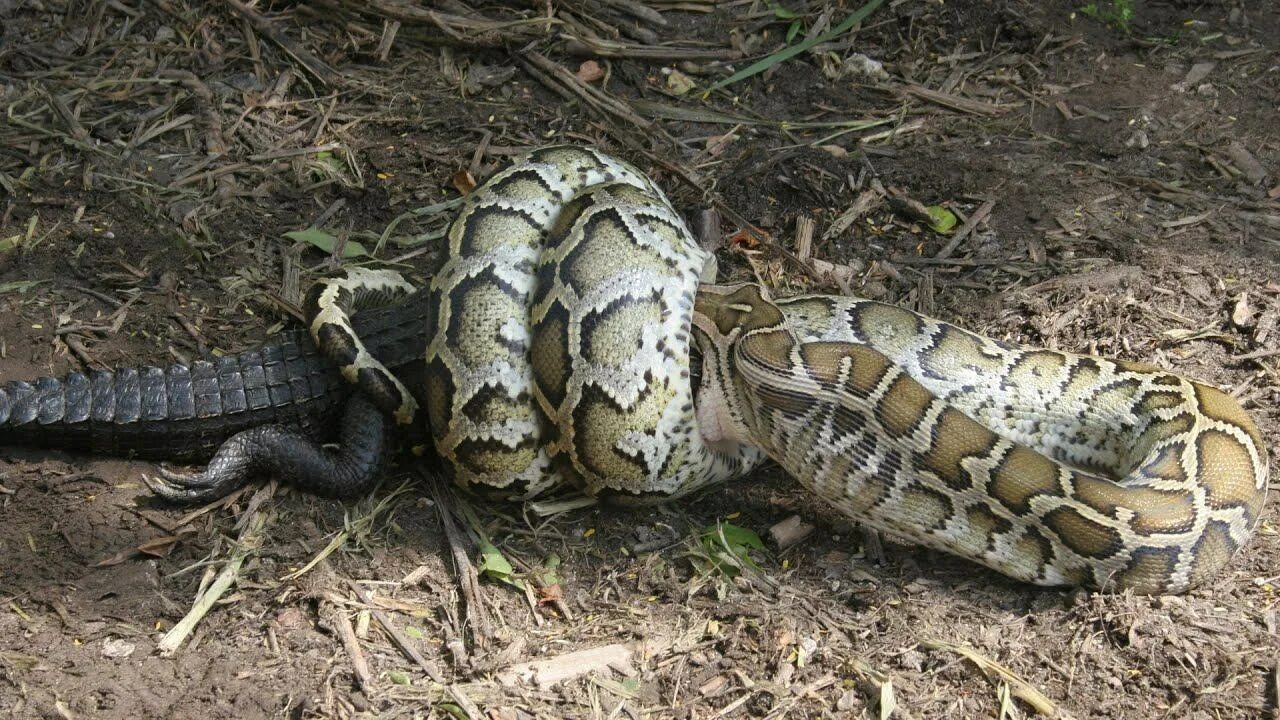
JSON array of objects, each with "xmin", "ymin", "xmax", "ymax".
[{"xmin": 144, "ymin": 466, "xmax": 238, "ymax": 504}]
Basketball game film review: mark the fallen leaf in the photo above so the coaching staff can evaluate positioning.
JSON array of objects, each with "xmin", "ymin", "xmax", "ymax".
[
  {"xmin": 95, "ymin": 534, "xmax": 184, "ymax": 567},
  {"xmin": 926, "ymin": 205, "xmax": 958, "ymax": 233},
  {"xmin": 576, "ymin": 60, "xmax": 604, "ymax": 83},
  {"xmin": 665, "ymin": 68, "xmax": 697, "ymax": 95},
  {"xmin": 706, "ymin": 133, "xmax": 736, "ymax": 156},
  {"xmin": 284, "ymin": 229, "xmax": 369, "ymax": 259},
  {"xmin": 452, "ymin": 169, "xmax": 477, "ymax": 194},
  {"xmin": 728, "ymin": 227, "xmax": 769, "ymax": 249}
]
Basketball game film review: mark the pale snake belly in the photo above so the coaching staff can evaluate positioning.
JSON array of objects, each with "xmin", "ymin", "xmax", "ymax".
[{"xmin": 306, "ymin": 146, "xmax": 1268, "ymax": 594}]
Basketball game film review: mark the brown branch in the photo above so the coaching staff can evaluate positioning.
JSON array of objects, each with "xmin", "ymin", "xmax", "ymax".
[
  {"xmin": 222, "ymin": 0, "xmax": 339, "ymax": 85},
  {"xmin": 322, "ymin": 0, "xmax": 551, "ymax": 48},
  {"xmin": 561, "ymin": 34, "xmax": 741, "ymax": 61},
  {"xmin": 518, "ymin": 50, "xmax": 656, "ymax": 133}
]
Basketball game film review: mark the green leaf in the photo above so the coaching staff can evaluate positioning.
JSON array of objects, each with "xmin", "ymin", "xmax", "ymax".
[
  {"xmin": 786, "ymin": 19, "xmax": 802, "ymax": 44},
  {"xmin": 386, "ymin": 670, "xmax": 410, "ymax": 685},
  {"xmin": 284, "ymin": 228, "xmax": 370, "ymax": 258},
  {"xmin": 539, "ymin": 553, "xmax": 562, "ymax": 586},
  {"xmin": 699, "ymin": 522, "xmax": 766, "ymax": 578},
  {"xmin": 478, "ymin": 542, "xmax": 517, "ymax": 585},
  {"xmin": 1077, "ymin": 0, "xmax": 1133, "ymax": 32},
  {"xmin": 403, "ymin": 626, "xmax": 425, "ymax": 640},
  {"xmin": 705, "ymin": 0, "xmax": 885, "ymax": 95},
  {"xmin": 438, "ymin": 703, "xmax": 469, "ymax": 719},
  {"xmin": 0, "ymin": 279, "xmax": 46, "ymax": 295},
  {"xmin": 771, "ymin": 4, "xmax": 799, "ymax": 19},
  {"xmin": 715, "ymin": 523, "xmax": 765, "ymax": 551},
  {"xmin": 926, "ymin": 205, "xmax": 958, "ymax": 234},
  {"xmin": 666, "ymin": 68, "xmax": 698, "ymax": 95}
]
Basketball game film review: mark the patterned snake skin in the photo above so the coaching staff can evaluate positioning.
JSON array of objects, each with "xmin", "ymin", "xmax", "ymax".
[{"xmin": 307, "ymin": 147, "xmax": 1267, "ymax": 594}]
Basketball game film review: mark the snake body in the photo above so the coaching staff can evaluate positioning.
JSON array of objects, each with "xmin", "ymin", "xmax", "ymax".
[
  {"xmin": 224, "ymin": 147, "xmax": 1269, "ymax": 592},
  {"xmin": 694, "ymin": 285, "xmax": 1267, "ymax": 593},
  {"xmin": 422, "ymin": 148, "xmax": 762, "ymax": 497}
]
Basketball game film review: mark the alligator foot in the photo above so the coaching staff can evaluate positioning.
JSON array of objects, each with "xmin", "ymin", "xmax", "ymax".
[{"xmin": 145, "ymin": 394, "xmax": 393, "ymax": 503}]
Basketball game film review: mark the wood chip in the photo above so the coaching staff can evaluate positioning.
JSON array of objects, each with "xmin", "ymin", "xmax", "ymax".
[
  {"xmin": 769, "ymin": 515, "xmax": 815, "ymax": 550},
  {"xmin": 1232, "ymin": 292, "xmax": 1254, "ymax": 328},
  {"xmin": 823, "ymin": 189, "xmax": 883, "ymax": 242},
  {"xmin": 1254, "ymin": 306, "xmax": 1276, "ymax": 345},
  {"xmin": 810, "ymin": 258, "xmax": 861, "ymax": 294},
  {"xmin": 699, "ymin": 673, "xmax": 731, "ymax": 697},
  {"xmin": 1225, "ymin": 141, "xmax": 1269, "ymax": 185},
  {"xmin": 1173, "ymin": 61, "xmax": 1216, "ymax": 91},
  {"xmin": 793, "ymin": 216, "xmax": 815, "ymax": 261},
  {"xmin": 451, "ymin": 169, "xmax": 477, "ymax": 194},
  {"xmin": 497, "ymin": 637, "xmax": 672, "ymax": 689}
]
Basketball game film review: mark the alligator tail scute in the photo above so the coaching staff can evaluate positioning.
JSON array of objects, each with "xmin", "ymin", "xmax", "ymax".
[{"xmin": 0, "ymin": 330, "xmax": 351, "ymax": 461}]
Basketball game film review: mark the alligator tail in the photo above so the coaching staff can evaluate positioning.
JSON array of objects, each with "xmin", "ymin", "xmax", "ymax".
[{"xmin": 0, "ymin": 329, "xmax": 349, "ymax": 461}]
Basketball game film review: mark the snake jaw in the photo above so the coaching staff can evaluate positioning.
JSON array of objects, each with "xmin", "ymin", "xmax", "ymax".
[{"xmin": 691, "ymin": 296, "xmax": 754, "ymax": 450}]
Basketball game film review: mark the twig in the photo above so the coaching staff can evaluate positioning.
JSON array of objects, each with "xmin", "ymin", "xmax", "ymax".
[
  {"xmin": 1233, "ymin": 347, "xmax": 1280, "ymax": 362},
  {"xmin": 518, "ymin": 50, "xmax": 656, "ymax": 133},
  {"xmin": 427, "ymin": 472, "xmax": 491, "ymax": 649},
  {"xmin": 170, "ymin": 312, "xmax": 207, "ymax": 357},
  {"xmin": 497, "ymin": 638, "xmax": 674, "ymax": 689},
  {"xmin": 902, "ymin": 84, "xmax": 1013, "ymax": 116},
  {"xmin": 922, "ymin": 639, "xmax": 1073, "ymax": 719},
  {"xmin": 222, "ymin": 0, "xmax": 339, "ymax": 84},
  {"xmin": 1270, "ymin": 663, "xmax": 1279, "ymax": 720},
  {"xmin": 822, "ymin": 189, "xmax": 884, "ymax": 242},
  {"xmin": 40, "ymin": 88, "xmax": 90, "ymax": 144},
  {"xmin": 934, "ymin": 198, "xmax": 995, "ymax": 259},
  {"xmin": 155, "ymin": 69, "xmax": 235, "ymax": 202},
  {"xmin": 704, "ymin": 0, "xmax": 886, "ymax": 94},
  {"xmin": 328, "ymin": 601, "xmax": 373, "ymax": 689},
  {"xmin": 247, "ymin": 142, "xmax": 343, "ymax": 162},
  {"xmin": 322, "ymin": 0, "xmax": 550, "ymax": 48},
  {"xmin": 157, "ymin": 491, "xmax": 274, "ymax": 655},
  {"xmin": 61, "ymin": 335, "xmax": 98, "ymax": 369},
  {"xmin": 345, "ymin": 579, "xmax": 446, "ymax": 683},
  {"xmin": 375, "ymin": 19, "xmax": 401, "ymax": 61},
  {"xmin": 562, "ymin": 35, "xmax": 740, "ymax": 61},
  {"xmin": 447, "ymin": 685, "xmax": 485, "ymax": 718}
]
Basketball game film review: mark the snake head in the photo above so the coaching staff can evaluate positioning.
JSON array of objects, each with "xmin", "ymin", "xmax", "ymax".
[{"xmin": 690, "ymin": 283, "xmax": 787, "ymax": 448}]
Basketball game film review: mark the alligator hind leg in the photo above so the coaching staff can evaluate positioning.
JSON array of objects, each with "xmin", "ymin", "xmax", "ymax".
[{"xmin": 146, "ymin": 394, "xmax": 391, "ymax": 503}]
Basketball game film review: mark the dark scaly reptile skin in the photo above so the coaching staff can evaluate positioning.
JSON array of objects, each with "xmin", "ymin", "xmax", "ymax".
[{"xmin": 0, "ymin": 290, "xmax": 430, "ymax": 463}]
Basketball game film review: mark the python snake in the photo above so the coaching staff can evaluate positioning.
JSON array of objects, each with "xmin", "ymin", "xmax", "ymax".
[{"xmin": 147, "ymin": 147, "xmax": 1278, "ymax": 592}]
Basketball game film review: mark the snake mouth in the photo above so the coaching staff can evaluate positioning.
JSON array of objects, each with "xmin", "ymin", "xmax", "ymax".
[{"xmin": 686, "ymin": 342, "xmax": 743, "ymax": 450}]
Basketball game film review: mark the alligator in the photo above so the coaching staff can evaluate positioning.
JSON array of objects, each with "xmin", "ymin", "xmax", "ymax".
[{"xmin": 0, "ymin": 290, "xmax": 432, "ymax": 501}]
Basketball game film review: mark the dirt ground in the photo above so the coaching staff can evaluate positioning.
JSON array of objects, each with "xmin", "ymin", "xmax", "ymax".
[{"xmin": 1, "ymin": 1, "xmax": 1278, "ymax": 718}]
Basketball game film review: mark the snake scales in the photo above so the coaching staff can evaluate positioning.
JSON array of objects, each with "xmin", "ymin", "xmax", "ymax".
[{"xmin": 207, "ymin": 146, "xmax": 1269, "ymax": 594}]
